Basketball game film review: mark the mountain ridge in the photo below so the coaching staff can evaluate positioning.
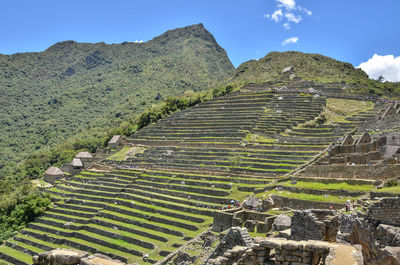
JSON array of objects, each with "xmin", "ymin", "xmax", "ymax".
[{"xmin": 0, "ymin": 23, "xmax": 235, "ymax": 176}]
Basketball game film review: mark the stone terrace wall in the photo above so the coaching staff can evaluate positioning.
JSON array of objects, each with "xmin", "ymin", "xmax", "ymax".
[
  {"xmin": 290, "ymin": 210, "xmax": 339, "ymax": 243},
  {"xmin": 368, "ymin": 197, "xmax": 400, "ymax": 226},
  {"xmin": 271, "ymin": 195, "xmax": 344, "ymax": 210},
  {"xmin": 207, "ymin": 236, "xmax": 363, "ymax": 265},
  {"xmin": 302, "ymin": 164, "xmax": 400, "ymax": 180}
]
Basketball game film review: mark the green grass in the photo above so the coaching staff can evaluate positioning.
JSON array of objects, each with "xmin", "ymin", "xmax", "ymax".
[
  {"xmin": 249, "ymin": 231, "xmax": 266, "ymax": 238},
  {"xmin": 228, "ymin": 184, "xmax": 253, "ymax": 201},
  {"xmin": 376, "ymin": 186, "xmax": 400, "ymax": 193},
  {"xmin": 324, "ymin": 98, "xmax": 374, "ymax": 124},
  {"xmin": 7, "ymin": 239, "xmax": 45, "ymax": 254},
  {"xmin": 281, "ymin": 181, "xmax": 375, "ymax": 192},
  {"xmin": 0, "ymin": 246, "xmax": 33, "ymax": 264},
  {"xmin": 16, "ymin": 234, "xmax": 71, "ymax": 250},
  {"xmin": 106, "ymin": 146, "xmax": 146, "ymax": 161},
  {"xmin": 256, "ymin": 190, "xmax": 357, "ymax": 203},
  {"xmin": 244, "ymin": 133, "xmax": 276, "ymax": 143},
  {"xmin": 23, "ymin": 227, "xmax": 149, "ymax": 264},
  {"xmin": 138, "ymin": 169, "xmax": 273, "ymax": 182}
]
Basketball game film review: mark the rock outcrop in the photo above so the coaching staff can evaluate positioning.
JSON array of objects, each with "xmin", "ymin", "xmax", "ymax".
[{"xmin": 33, "ymin": 249, "xmax": 130, "ymax": 265}]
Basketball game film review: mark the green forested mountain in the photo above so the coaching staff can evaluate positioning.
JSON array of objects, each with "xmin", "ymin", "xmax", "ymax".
[
  {"xmin": 235, "ymin": 51, "xmax": 400, "ymax": 94},
  {"xmin": 0, "ymin": 23, "xmax": 235, "ymax": 176}
]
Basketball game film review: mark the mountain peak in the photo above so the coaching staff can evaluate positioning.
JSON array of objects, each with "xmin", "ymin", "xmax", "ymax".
[
  {"xmin": 45, "ymin": 40, "xmax": 77, "ymax": 52},
  {"xmin": 150, "ymin": 23, "xmax": 217, "ymax": 45}
]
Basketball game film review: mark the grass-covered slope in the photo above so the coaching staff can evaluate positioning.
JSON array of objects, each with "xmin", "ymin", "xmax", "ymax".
[
  {"xmin": 235, "ymin": 51, "xmax": 400, "ymax": 94},
  {"xmin": 0, "ymin": 23, "xmax": 235, "ymax": 175},
  {"xmin": 0, "ymin": 86, "xmax": 383, "ymax": 264}
]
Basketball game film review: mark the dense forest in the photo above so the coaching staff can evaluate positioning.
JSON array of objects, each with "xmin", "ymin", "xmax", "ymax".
[{"xmin": 0, "ymin": 23, "xmax": 235, "ymax": 179}]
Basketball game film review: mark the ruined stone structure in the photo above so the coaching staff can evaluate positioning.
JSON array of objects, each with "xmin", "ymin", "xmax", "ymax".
[
  {"xmin": 206, "ymin": 231, "xmax": 363, "ymax": 265},
  {"xmin": 290, "ymin": 210, "xmax": 339, "ymax": 243},
  {"xmin": 325, "ymin": 132, "xmax": 382, "ymax": 164},
  {"xmin": 300, "ymin": 131, "xmax": 400, "ymax": 180},
  {"xmin": 376, "ymin": 104, "xmax": 400, "ymax": 120},
  {"xmin": 212, "ymin": 209, "xmax": 271, "ymax": 233},
  {"xmin": 108, "ymin": 135, "xmax": 123, "ymax": 149},
  {"xmin": 44, "ymin": 167, "xmax": 64, "ymax": 184},
  {"xmin": 207, "ymin": 227, "xmax": 253, "ymax": 262},
  {"xmin": 2, "ymin": 81, "xmax": 394, "ymax": 264},
  {"xmin": 75, "ymin": 152, "xmax": 93, "ymax": 168},
  {"xmin": 367, "ymin": 197, "xmax": 400, "ymax": 227}
]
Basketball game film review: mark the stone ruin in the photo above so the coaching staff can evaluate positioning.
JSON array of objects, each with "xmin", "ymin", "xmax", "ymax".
[
  {"xmin": 60, "ymin": 151, "xmax": 95, "ymax": 176},
  {"xmin": 300, "ymin": 131, "xmax": 400, "ymax": 180},
  {"xmin": 281, "ymin": 66, "xmax": 302, "ymax": 81},
  {"xmin": 207, "ymin": 196, "xmax": 400, "ymax": 265},
  {"xmin": 290, "ymin": 210, "xmax": 339, "ymax": 243},
  {"xmin": 33, "ymin": 248, "xmax": 132, "ymax": 265},
  {"xmin": 376, "ymin": 103, "xmax": 400, "ymax": 120},
  {"xmin": 322, "ymin": 132, "xmax": 384, "ymax": 165},
  {"xmin": 328, "ymin": 131, "xmax": 400, "ymax": 165},
  {"xmin": 206, "ymin": 228, "xmax": 363, "ymax": 265},
  {"xmin": 212, "ymin": 204, "xmax": 274, "ymax": 234},
  {"xmin": 348, "ymin": 197, "xmax": 400, "ymax": 265}
]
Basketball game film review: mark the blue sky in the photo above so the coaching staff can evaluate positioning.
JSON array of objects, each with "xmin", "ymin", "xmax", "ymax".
[{"xmin": 1, "ymin": 0, "xmax": 400, "ymax": 81}]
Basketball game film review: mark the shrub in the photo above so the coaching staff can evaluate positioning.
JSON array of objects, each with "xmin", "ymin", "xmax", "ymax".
[{"xmin": 384, "ymin": 179, "xmax": 399, "ymax": 187}]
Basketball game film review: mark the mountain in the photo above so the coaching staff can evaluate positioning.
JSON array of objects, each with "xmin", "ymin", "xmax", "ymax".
[
  {"xmin": 234, "ymin": 51, "xmax": 400, "ymax": 95},
  {"xmin": 235, "ymin": 51, "xmax": 368, "ymax": 83},
  {"xmin": 0, "ymin": 23, "xmax": 235, "ymax": 175},
  {"xmin": 236, "ymin": 51, "xmax": 378, "ymax": 83}
]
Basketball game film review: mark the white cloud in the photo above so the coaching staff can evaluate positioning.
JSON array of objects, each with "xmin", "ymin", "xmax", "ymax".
[
  {"xmin": 277, "ymin": 0, "xmax": 296, "ymax": 9},
  {"xmin": 134, "ymin": 40, "xmax": 143, "ymax": 43},
  {"xmin": 285, "ymin": 12, "xmax": 302, "ymax": 23},
  {"xmin": 301, "ymin": 7, "xmax": 312, "ymax": 16},
  {"xmin": 358, "ymin": 54, "xmax": 400, "ymax": 82},
  {"xmin": 263, "ymin": 0, "xmax": 312, "ymax": 30},
  {"xmin": 283, "ymin": 23, "xmax": 291, "ymax": 30},
  {"xmin": 282, "ymin": 37, "xmax": 299, "ymax": 46},
  {"xmin": 271, "ymin": 9, "xmax": 283, "ymax": 22}
]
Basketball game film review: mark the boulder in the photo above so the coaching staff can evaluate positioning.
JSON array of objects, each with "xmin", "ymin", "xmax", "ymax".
[
  {"xmin": 350, "ymin": 218, "xmax": 400, "ymax": 265},
  {"xmin": 272, "ymin": 214, "xmax": 291, "ymax": 231},
  {"xmin": 80, "ymin": 254, "xmax": 127, "ymax": 265},
  {"xmin": 33, "ymin": 249, "xmax": 88, "ymax": 265},
  {"xmin": 262, "ymin": 197, "xmax": 274, "ymax": 210}
]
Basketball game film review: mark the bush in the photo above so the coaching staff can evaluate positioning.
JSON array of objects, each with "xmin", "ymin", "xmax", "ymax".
[
  {"xmin": 384, "ymin": 179, "xmax": 399, "ymax": 187},
  {"xmin": 0, "ymin": 184, "xmax": 51, "ymax": 241}
]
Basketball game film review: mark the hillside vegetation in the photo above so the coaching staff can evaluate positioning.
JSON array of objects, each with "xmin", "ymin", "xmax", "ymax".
[
  {"xmin": 235, "ymin": 51, "xmax": 400, "ymax": 95},
  {"xmin": 0, "ymin": 23, "xmax": 235, "ymax": 177}
]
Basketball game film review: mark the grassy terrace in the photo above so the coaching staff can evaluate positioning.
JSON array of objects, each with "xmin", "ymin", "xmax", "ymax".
[
  {"xmin": 279, "ymin": 180, "xmax": 375, "ymax": 192},
  {"xmin": 375, "ymin": 186, "xmax": 400, "ymax": 194},
  {"xmin": 1, "ymin": 92, "xmax": 380, "ymax": 264},
  {"xmin": 256, "ymin": 190, "xmax": 361, "ymax": 203},
  {"xmin": 0, "ymin": 245, "xmax": 33, "ymax": 264},
  {"xmin": 4, "ymin": 167, "xmax": 238, "ymax": 264}
]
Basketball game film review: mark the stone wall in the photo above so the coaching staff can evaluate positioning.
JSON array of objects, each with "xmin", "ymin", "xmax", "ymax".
[
  {"xmin": 301, "ymin": 164, "xmax": 400, "ymax": 180},
  {"xmin": 329, "ymin": 142, "xmax": 378, "ymax": 157},
  {"xmin": 207, "ymin": 236, "xmax": 363, "ymax": 265},
  {"xmin": 212, "ymin": 209, "xmax": 272, "ymax": 233},
  {"xmin": 207, "ymin": 227, "xmax": 253, "ymax": 262},
  {"xmin": 270, "ymin": 195, "xmax": 344, "ymax": 210},
  {"xmin": 328, "ymin": 151, "xmax": 381, "ymax": 165},
  {"xmin": 290, "ymin": 177, "xmax": 381, "ymax": 186},
  {"xmin": 212, "ymin": 211, "xmax": 235, "ymax": 232},
  {"xmin": 290, "ymin": 210, "xmax": 339, "ymax": 243},
  {"xmin": 367, "ymin": 197, "xmax": 400, "ymax": 226}
]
